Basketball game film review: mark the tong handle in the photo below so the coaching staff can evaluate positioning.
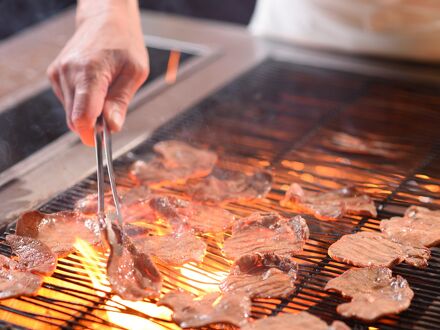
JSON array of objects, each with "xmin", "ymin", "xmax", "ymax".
[
  {"xmin": 94, "ymin": 115, "xmax": 123, "ymax": 227},
  {"xmin": 102, "ymin": 118, "xmax": 123, "ymax": 227}
]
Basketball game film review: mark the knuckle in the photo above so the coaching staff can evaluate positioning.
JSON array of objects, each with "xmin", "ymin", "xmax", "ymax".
[{"xmin": 59, "ymin": 60, "xmax": 71, "ymax": 74}]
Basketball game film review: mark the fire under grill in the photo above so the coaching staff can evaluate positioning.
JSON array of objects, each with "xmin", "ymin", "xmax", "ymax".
[{"xmin": 1, "ymin": 59, "xmax": 440, "ymax": 329}]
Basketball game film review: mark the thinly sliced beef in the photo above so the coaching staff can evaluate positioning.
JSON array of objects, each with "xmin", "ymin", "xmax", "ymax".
[
  {"xmin": 325, "ymin": 267, "xmax": 414, "ymax": 321},
  {"xmin": 6, "ymin": 235, "xmax": 56, "ymax": 276},
  {"xmin": 242, "ymin": 312, "xmax": 350, "ymax": 330},
  {"xmin": 129, "ymin": 140, "xmax": 217, "ymax": 185},
  {"xmin": 381, "ymin": 205, "xmax": 440, "ymax": 247},
  {"xmin": 223, "ymin": 212, "xmax": 309, "ymax": 260},
  {"xmin": 133, "ymin": 230, "xmax": 207, "ymax": 265},
  {"xmin": 220, "ymin": 253, "xmax": 298, "ymax": 298},
  {"xmin": 328, "ymin": 231, "xmax": 430, "ymax": 268},
  {"xmin": 159, "ymin": 290, "xmax": 251, "ymax": 328},
  {"xmin": 107, "ymin": 225, "xmax": 162, "ymax": 300},
  {"xmin": 185, "ymin": 168, "xmax": 272, "ymax": 203},
  {"xmin": 75, "ymin": 186, "xmax": 155, "ymax": 223},
  {"xmin": 280, "ymin": 183, "xmax": 377, "ymax": 220},
  {"xmin": 322, "ymin": 132, "xmax": 400, "ymax": 158},
  {"xmin": 0, "ymin": 255, "xmax": 43, "ymax": 299},
  {"xmin": 16, "ymin": 211, "xmax": 101, "ymax": 257},
  {"xmin": 149, "ymin": 196, "xmax": 236, "ymax": 233}
]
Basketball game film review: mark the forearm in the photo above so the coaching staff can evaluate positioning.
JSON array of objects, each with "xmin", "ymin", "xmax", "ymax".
[{"xmin": 76, "ymin": 0, "xmax": 141, "ymax": 27}]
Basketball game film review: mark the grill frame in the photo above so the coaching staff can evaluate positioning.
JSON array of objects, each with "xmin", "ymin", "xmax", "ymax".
[{"xmin": 1, "ymin": 58, "xmax": 440, "ymax": 329}]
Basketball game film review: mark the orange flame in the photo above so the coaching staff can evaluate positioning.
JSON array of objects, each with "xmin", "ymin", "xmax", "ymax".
[
  {"xmin": 73, "ymin": 238, "xmax": 175, "ymax": 330},
  {"xmin": 165, "ymin": 50, "xmax": 181, "ymax": 84}
]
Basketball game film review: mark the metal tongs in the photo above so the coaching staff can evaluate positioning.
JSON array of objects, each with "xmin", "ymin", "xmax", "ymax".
[{"xmin": 94, "ymin": 115, "xmax": 124, "ymax": 255}]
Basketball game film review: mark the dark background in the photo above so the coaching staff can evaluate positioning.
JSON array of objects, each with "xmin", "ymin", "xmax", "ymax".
[{"xmin": 0, "ymin": 0, "xmax": 256, "ymax": 41}]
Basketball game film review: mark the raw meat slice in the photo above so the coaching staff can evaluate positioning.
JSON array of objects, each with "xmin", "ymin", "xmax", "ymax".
[
  {"xmin": 325, "ymin": 267, "xmax": 414, "ymax": 321},
  {"xmin": 6, "ymin": 235, "xmax": 57, "ymax": 276},
  {"xmin": 75, "ymin": 186, "xmax": 155, "ymax": 223},
  {"xmin": 106, "ymin": 225, "xmax": 162, "ymax": 300},
  {"xmin": 0, "ymin": 255, "xmax": 43, "ymax": 299},
  {"xmin": 223, "ymin": 212, "xmax": 309, "ymax": 260},
  {"xmin": 158, "ymin": 290, "xmax": 251, "ymax": 328},
  {"xmin": 243, "ymin": 312, "xmax": 350, "ymax": 330},
  {"xmin": 381, "ymin": 205, "xmax": 440, "ymax": 247},
  {"xmin": 328, "ymin": 231, "xmax": 430, "ymax": 268},
  {"xmin": 185, "ymin": 168, "xmax": 272, "ymax": 203},
  {"xmin": 129, "ymin": 140, "xmax": 217, "ymax": 185},
  {"xmin": 280, "ymin": 183, "xmax": 377, "ymax": 220},
  {"xmin": 132, "ymin": 230, "xmax": 207, "ymax": 265},
  {"xmin": 149, "ymin": 195, "xmax": 236, "ymax": 233},
  {"xmin": 220, "ymin": 253, "xmax": 298, "ymax": 298},
  {"xmin": 16, "ymin": 210, "xmax": 101, "ymax": 257},
  {"xmin": 322, "ymin": 132, "xmax": 400, "ymax": 158}
]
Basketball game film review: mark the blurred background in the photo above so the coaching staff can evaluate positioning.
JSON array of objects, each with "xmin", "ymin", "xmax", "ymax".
[{"xmin": 0, "ymin": 0, "xmax": 256, "ymax": 40}]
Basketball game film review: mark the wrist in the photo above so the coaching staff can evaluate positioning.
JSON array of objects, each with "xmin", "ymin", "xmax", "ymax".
[{"xmin": 76, "ymin": 0, "xmax": 139, "ymax": 28}]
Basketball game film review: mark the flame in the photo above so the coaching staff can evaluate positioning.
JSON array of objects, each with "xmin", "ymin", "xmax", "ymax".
[
  {"xmin": 165, "ymin": 50, "xmax": 181, "ymax": 84},
  {"xmin": 73, "ymin": 239, "xmax": 175, "ymax": 330},
  {"xmin": 179, "ymin": 263, "xmax": 228, "ymax": 294}
]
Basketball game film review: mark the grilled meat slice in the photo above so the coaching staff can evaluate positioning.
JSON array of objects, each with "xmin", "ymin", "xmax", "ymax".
[
  {"xmin": 242, "ymin": 311, "xmax": 350, "ymax": 330},
  {"xmin": 381, "ymin": 205, "xmax": 440, "ymax": 247},
  {"xmin": 6, "ymin": 235, "xmax": 56, "ymax": 276},
  {"xmin": 280, "ymin": 183, "xmax": 376, "ymax": 220},
  {"xmin": 325, "ymin": 267, "xmax": 414, "ymax": 321},
  {"xmin": 223, "ymin": 212, "xmax": 309, "ymax": 260},
  {"xmin": 0, "ymin": 255, "xmax": 43, "ymax": 299},
  {"xmin": 149, "ymin": 195, "xmax": 236, "ymax": 233},
  {"xmin": 132, "ymin": 230, "xmax": 207, "ymax": 265},
  {"xmin": 328, "ymin": 231, "xmax": 430, "ymax": 268},
  {"xmin": 16, "ymin": 210, "xmax": 101, "ymax": 258},
  {"xmin": 185, "ymin": 168, "xmax": 272, "ymax": 203},
  {"xmin": 220, "ymin": 253, "xmax": 298, "ymax": 298},
  {"xmin": 129, "ymin": 140, "xmax": 217, "ymax": 185},
  {"xmin": 159, "ymin": 290, "xmax": 251, "ymax": 328},
  {"xmin": 107, "ymin": 225, "xmax": 162, "ymax": 300}
]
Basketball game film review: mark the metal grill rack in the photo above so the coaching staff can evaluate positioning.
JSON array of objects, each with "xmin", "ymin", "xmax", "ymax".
[{"xmin": 0, "ymin": 59, "xmax": 439, "ymax": 329}]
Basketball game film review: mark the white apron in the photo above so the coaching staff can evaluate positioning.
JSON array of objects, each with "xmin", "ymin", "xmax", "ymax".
[{"xmin": 249, "ymin": 0, "xmax": 440, "ymax": 61}]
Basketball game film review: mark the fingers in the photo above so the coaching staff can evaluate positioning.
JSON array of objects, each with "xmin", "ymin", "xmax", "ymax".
[
  {"xmin": 103, "ymin": 62, "xmax": 149, "ymax": 132},
  {"xmin": 71, "ymin": 73, "xmax": 109, "ymax": 146}
]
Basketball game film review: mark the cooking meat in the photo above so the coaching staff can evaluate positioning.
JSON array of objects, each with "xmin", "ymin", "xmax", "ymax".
[
  {"xmin": 381, "ymin": 205, "xmax": 440, "ymax": 247},
  {"xmin": 0, "ymin": 255, "xmax": 43, "ymax": 299},
  {"xmin": 185, "ymin": 168, "xmax": 272, "ymax": 203},
  {"xmin": 242, "ymin": 312, "xmax": 350, "ymax": 330},
  {"xmin": 6, "ymin": 235, "xmax": 56, "ymax": 276},
  {"xmin": 129, "ymin": 140, "xmax": 217, "ymax": 185},
  {"xmin": 328, "ymin": 231, "xmax": 430, "ymax": 268},
  {"xmin": 280, "ymin": 183, "xmax": 377, "ymax": 220},
  {"xmin": 75, "ymin": 186, "xmax": 155, "ymax": 223},
  {"xmin": 149, "ymin": 195, "xmax": 236, "ymax": 233},
  {"xmin": 158, "ymin": 290, "xmax": 251, "ymax": 328},
  {"xmin": 223, "ymin": 212, "xmax": 309, "ymax": 260},
  {"xmin": 325, "ymin": 267, "xmax": 414, "ymax": 321},
  {"xmin": 322, "ymin": 132, "xmax": 399, "ymax": 158},
  {"xmin": 220, "ymin": 253, "xmax": 298, "ymax": 298},
  {"xmin": 16, "ymin": 210, "xmax": 101, "ymax": 257},
  {"xmin": 132, "ymin": 230, "xmax": 207, "ymax": 265},
  {"xmin": 106, "ymin": 225, "xmax": 162, "ymax": 300}
]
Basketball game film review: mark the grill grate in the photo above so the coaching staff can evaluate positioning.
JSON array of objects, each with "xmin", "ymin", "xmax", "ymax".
[{"xmin": 1, "ymin": 59, "xmax": 440, "ymax": 329}]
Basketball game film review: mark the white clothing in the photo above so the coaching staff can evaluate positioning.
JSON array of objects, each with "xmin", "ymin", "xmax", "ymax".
[{"xmin": 249, "ymin": 0, "xmax": 440, "ymax": 61}]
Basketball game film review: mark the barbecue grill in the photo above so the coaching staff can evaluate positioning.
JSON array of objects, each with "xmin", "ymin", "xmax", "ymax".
[{"xmin": 0, "ymin": 8, "xmax": 440, "ymax": 330}]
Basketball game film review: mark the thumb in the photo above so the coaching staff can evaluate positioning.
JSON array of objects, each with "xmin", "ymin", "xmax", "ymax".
[{"xmin": 103, "ymin": 74, "xmax": 139, "ymax": 132}]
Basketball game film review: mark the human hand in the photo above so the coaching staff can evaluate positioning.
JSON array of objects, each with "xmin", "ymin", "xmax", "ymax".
[{"xmin": 47, "ymin": 0, "xmax": 149, "ymax": 145}]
